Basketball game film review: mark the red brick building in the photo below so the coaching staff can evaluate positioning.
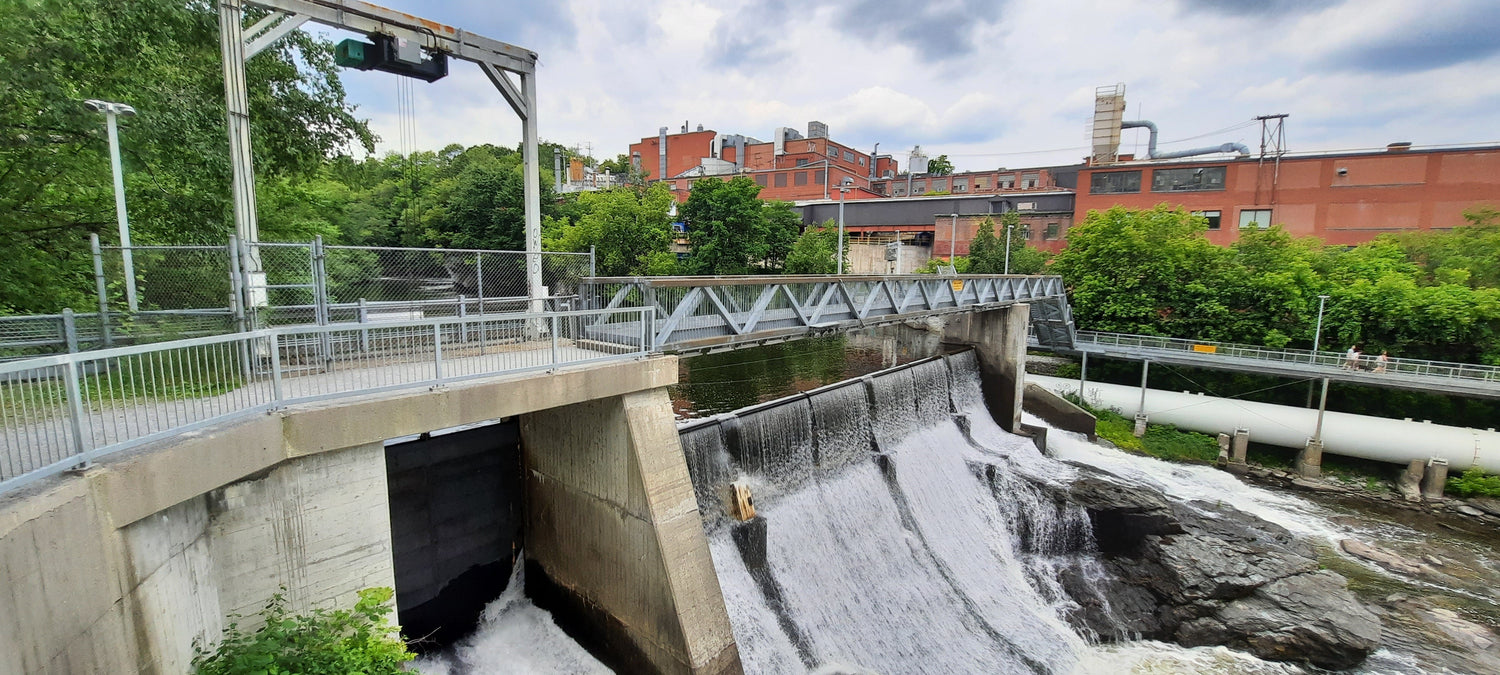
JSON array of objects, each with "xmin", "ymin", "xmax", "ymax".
[{"xmin": 1075, "ymin": 144, "xmax": 1500, "ymax": 247}]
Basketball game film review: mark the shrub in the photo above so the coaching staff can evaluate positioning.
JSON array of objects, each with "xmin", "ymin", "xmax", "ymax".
[
  {"xmin": 1447, "ymin": 468, "xmax": 1500, "ymax": 499},
  {"xmin": 193, "ymin": 587, "xmax": 415, "ymax": 675}
]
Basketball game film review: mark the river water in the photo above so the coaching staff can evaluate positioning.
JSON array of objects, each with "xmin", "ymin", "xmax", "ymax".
[{"xmin": 422, "ymin": 326, "xmax": 1500, "ymax": 674}]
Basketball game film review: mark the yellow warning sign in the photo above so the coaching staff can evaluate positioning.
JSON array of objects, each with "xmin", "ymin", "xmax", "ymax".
[
  {"xmin": 1191, "ymin": 344, "xmax": 1217, "ymax": 354},
  {"xmin": 950, "ymin": 279, "xmax": 965, "ymax": 292}
]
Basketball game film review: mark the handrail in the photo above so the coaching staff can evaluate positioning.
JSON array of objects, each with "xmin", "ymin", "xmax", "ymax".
[
  {"xmin": 1075, "ymin": 330, "xmax": 1500, "ymax": 384},
  {"xmin": 0, "ymin": 306, "xmax": 655, "ymax": 496}
]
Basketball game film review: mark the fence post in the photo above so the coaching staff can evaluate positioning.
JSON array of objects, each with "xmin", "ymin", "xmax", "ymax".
[
  {"xmin": 90, "ymin": 233, "xmax": 113, "ymax": 347},
  {"xmin": 312, "ymin": 236, "xmax": 332, "ymax": 368},
  {"xmin": 63, "ymin": 359, "xmax": 89, "ymax": 463},
  {"xmin": 475, "ymin": 252, "xmax": 485, "ymax": 317},
  {"xmin": 357, "ymin": 298, "xmax": 370, "ymax": 352},
  {"xmin": 550, "ymin": 314, "xmax": 560, "ymax": 368},
  {"xmin": 61, "ymin": 309, "xmax": 79, "ymax": 354},
  {"xmin": 458, "ymin": 294, "xmax": 469, "ymax": 342},
  {"xmin": 269, "ymin": 333, "xmax": 284, "ymax": 403},
  {"xmin": 228, "ymin": 236, "xmax": 252, "ymax": 379},
  {"xmin": 433, "ymin": 323, "xmax": 445, "ymax": 380},
  {"xmin": 589, "ymin": 245, "xmax": 596, "ymax": 278}
]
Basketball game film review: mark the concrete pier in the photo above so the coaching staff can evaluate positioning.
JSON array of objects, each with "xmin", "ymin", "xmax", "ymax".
[
  {"xmin": 1421, "ymin": 458, "xmax": 1450, "ymax": 501},
  {"xmin": 944, "ymin": 303, "xmax": 1030, "ymax": 433},
  {"xmin": 1298, "ymin": 439, "xmax": 1324, "ymax": 478},
  {"xmin": 522, "ymin": 389, "xmax": 742, "ymax": 674}
]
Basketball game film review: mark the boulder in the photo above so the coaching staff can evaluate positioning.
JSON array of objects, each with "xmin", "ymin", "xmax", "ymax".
[
  {"xmin": 1340, "ymin": 539, "xmax": 1438, "ymax": 578},
  {"xmin": 1467, "ymin": 497, "xmax": 1500, "ymax": 516},
  {"xmin": 1177, "ymin": 571, "xmax": 1381, "ymax": 670}
]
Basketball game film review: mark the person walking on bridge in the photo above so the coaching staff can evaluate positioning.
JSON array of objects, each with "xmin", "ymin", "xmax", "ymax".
[
  {"xmin": 1344, "ymin": 345, "xmax": 1362, "ymax": 370},
  {"xmin": 1374, "ymin": 350, "xmax": 1389, "ymax": 373}
]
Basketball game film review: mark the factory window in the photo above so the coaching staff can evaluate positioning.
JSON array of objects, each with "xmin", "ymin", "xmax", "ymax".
[
  {"xmin": 1089, "ymin": 170, "xmax": 1141, "ymax": 194},
  {"xmin": 796, "ymin": 158, "xmax": 809, "ymax": 167},
  {"xmin": 843, "ymin": 150, "xmax": 855, "ymax": 162},
  {"xmin": 1152, "ymin": 166, "xmax": 1226, "ymax": 192},
  {"xmin": 1239, "ymin": 209, "xmax": 1272, "ymax": 229},
  {"xmin": 794, "ymin": 171, "xmax": 808, "ymax": 186},
  {"xmin": 932, "ymin": 179, "xmax": 948, "ymax": 192},
  {"xmin": 1192, "ymin": 210, "xmax": 1222, "ymax": 230},
  {"xmin": 953, "ymin": 179, "xmax": 968, "ymax": 192},
  {"xmin": 775, "ymin": 173, "xmax": 787, "ymax": 187},
  {"xmin": 755, "ymin": 174, "xmax": 768, "ymax": 187},
  {"xmin": 859, "ymin": 157, "xmax": 867, "ymax": 166},
  {"xmin": 1044, "ymin": 222, "xmax": 1060, "ymax": 240},
  {"xmin": 1021, "ymin": 225, "xmax": 1033, "ymax": 240},
  {"xmin": 999, "ymin": 175, "xmax": 1015, "ymax": 189},
  {"xmin": 892, "ymin": 183, "xmax": 906, "ymax": 196},
  {"xmin": 973, "ymin": 176, "xmax": 989, "ymax": 190},
  {"xmin": 815, "ymin": 170, "xmax": 825, "ymax": 185},
  {"xmin": 1022, "ymin": 172, "xmax": 1040, "ymax": 188},
  {"xmin": 827, "ymin": 145, "xmax": 839, "ymax": 157},
  {"xmin": 913, "ymin": 181, "xmax": 926, "ymax": 194}
]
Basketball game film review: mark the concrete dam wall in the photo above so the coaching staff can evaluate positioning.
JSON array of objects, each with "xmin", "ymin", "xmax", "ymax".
[{"xmin": 676, "ymin": 351, "xmax": 1093, "ymax": 673}]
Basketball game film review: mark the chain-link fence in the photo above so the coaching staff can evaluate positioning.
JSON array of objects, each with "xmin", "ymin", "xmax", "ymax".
[{"xmin": 2, "ymin": 236, "xmax": 594, "ymax": 359}]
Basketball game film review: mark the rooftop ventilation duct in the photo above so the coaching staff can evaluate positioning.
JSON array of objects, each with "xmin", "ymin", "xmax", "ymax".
[{"xmin": 1122, "ymin": 120, "xmax": 1250, "ymax": 160}]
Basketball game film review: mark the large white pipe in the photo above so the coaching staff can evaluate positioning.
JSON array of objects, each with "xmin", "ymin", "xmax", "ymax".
[{"xmin": 1029, "ymin": 374, "xmax": 1500, "ymax": 473}]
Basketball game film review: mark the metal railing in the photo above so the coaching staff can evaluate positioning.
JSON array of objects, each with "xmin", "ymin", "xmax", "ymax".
[
  {"xmin": 0, "ymin": 306, "xmax": 653, "ymax": 496},
  {"xmin": 1075, "ymin": 330, "xmax": 1500, "ymax": 385},
  {"xmin": 581, "ymin": 274, "xmax": 1071, "ymax": 351}
]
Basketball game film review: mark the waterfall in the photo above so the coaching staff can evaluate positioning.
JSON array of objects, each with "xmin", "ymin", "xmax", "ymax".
[{"xmin": 695, "ymin": 352, "xmax": 1115, "ymax": 673}]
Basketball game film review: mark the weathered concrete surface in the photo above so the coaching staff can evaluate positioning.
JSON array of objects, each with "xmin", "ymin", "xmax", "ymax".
[
  {"xmin": 1022, "ymin": 382, "xmax": 1096, "ymax": 440},
  {"xmin": 522, "ymin": 389, "xmax": 742, "ymax": 675},
  {"xmin": 944, "ymin": 304, "xmax": 1030, "ymax": 433},
  {"xmin": 0, "ymin": 356, "xmax": 681, "ymax": 675}
]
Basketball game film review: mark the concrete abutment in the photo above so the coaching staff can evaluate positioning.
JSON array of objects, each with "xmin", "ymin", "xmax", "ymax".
[{"xmin": 943, "ymin": 303, "xmax": 1031, "ymax": 433}]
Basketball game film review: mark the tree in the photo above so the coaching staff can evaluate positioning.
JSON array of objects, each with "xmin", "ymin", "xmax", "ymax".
[
  {"xmin": 545, "ymin": 183, "xmax": 676, "ymax": 276},
  {"xmin": 926, "ymin": 154, "xmax": 954, "ymax": 176},
  {"xmin": 1051, "ymin": 205, "xmax": 1237, "ymax": 339},
  {"xmin": 0, "ymin": 0, "xmax": 372, "ymax": 313},
  {"xmin": 762, "ymin": 201, "xmax": 802, "ymax": 273},
  {"xmin": 681, "ymin": 177, "xmax": 771, "ymax": 274},
  {"xmin": 784, "ymin": 220, "xmax": 848, "ymax": 274},
  {"xmin": 966, "ymin": 217, "xmax": 1004, "ymax": 273}
]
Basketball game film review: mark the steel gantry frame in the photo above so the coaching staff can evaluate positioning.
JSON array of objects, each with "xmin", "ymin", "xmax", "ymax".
[
  {"xmin": 579, "ymin": 275, "xmax": 1076, "ymax": 353},
  {"xmin": 217, "ymin": 0, "xmax": 544, "ymax": 315}
]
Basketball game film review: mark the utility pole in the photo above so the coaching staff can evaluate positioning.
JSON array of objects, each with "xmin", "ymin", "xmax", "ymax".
[
  {"xmin": 1003, "ymin": 222, "xmax": 1014, "ymax": 274},
  {"xmin": 85, "ymin": 99, "xmax": 139, "ymax": 311},
  {"xmin": 836, "ymin": 178, "xmax": 853, "ymax": 274}
]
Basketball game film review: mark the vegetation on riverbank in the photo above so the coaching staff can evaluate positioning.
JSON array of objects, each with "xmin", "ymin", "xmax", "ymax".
[
  {"xmin": 1065, "ymin": 394, "xmax": 1219, "ymax": 462},
  {"xmin": 192, "ymin": 587, "xmax": 414, "ymax": 675}
]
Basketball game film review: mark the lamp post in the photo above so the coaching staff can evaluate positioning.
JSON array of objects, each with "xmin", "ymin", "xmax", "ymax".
[
  {"xmin": 1003, "ymin": 222, "xmax": 1015, "ymax": 274},
  {"xmin": 1312, "ymin": 294, "xmax": 1330, "ymax": 357},
  {"xmin": 85, "ymin": 99, "xmax": 139, "ymax": 312},
  {"xmin": 836, "ymin": 177, "xmax": 853, "ymax": 274}
]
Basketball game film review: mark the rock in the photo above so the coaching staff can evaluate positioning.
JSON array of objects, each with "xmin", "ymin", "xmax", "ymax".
[
  {"xmin": 1066, "ymin": 475, "xmax": 1183, "ymax": 553},
  {"xmin": 1340, "ymin": 539, "xmax": 1438, "ymax": 578},
  {"xmin": 1057, "ymin": 560, "xmax": 1165, "ymax": 640},
  {"xmin": 1290, "ymin": 477, "xmax": 1343, "ymax": 492},
  {"xmin": 1178, "ymin": 571, "xmax": 1381, "ymax": 670},
  {"xmin": 1453, "ymin": 504, "xmax": 1485, "ymax": 517},
  {"xmin": 1397, "ymin": 460, "xmax": 1424, "ymax": 502},
  {"xmin": 1422, "ymin": 555, "xmax": 1445, "ymax": 567},
  {"xmin": 1467, "ymin": 497, "xmax": 1500, "ymax": 516}
]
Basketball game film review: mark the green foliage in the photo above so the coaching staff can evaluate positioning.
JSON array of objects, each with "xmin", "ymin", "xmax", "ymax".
[
  {"xmin": 0, "ymin": 0, "xmax": 372, "ymax": 314},
  {"xmin": 1052, "ymin": 205, "xmax": 1500, "ymax": 365},
  {"xmin": 966, "ymin": 213, "xmax": 1047, "ymax": 274},
  {"xmin": 682, "ymin": 177, "xmax": 777, "ymax": 274},
  {"xmin": 784, "ymin": 221, "xmax": 847, "ymax": 274},
  {"xmin": 926, "ymin": 154, "xmax": 954, "ymax": 176},
  {"xmin": 544, "ymin": 183, "xmax": 676, "ymax": 276},
  {"xmin": 192, "ymin": 587, "xmax": 414, "ymax": 675},
  {"xmin": 966, "ymin": 217, "xmax": 1003, "ymax": 273},
  {"xmin": 762, "ymin": 201, "xmax": 802, "ymax": 273},
  {"xmin": 1068, "ymin": 395, "xmax": 1219, "ymax": 462},
  {"xmin": 1446, "ymin": 468, "xmax": 1500, "ymax": 499}
]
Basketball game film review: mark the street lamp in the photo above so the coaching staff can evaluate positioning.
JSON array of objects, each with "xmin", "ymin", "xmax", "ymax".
[
  {"xmin": 1312, "ymin": 293, "xmax": 1330, "ymax": 356},
  {"xmin": 1003, "ymin": 221, "xmax": 1015, "ymax": 274},
  {"xmin": 836, "ymin": 177, "xmax": 853, "ymax": 274},
  {"xmin": 85, "ymin": 99, "xmax": 140, "ymax": 312}
]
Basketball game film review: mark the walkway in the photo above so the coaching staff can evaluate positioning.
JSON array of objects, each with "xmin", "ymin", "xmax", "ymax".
[{"xmin": 1040, "ymin": 330, "xmax": 1500, "ymax": 400}]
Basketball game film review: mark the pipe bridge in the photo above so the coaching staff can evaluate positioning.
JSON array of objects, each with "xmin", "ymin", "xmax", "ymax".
[{"xmin": 580, "ymin": 274, "xmax": 1076, "ymax": 353}]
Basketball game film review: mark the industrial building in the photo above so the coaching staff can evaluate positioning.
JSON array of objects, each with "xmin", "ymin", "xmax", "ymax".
[{"xmin": 628, "ymin": 84, "xmax": 1500, "ymax": 273}]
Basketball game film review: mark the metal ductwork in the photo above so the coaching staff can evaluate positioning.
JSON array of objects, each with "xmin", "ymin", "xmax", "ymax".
[
  {"xmin": 658, "ymin": 126, "xmax": 668, "ymax": 181},
  {"xmin": 712, "ymin": 133, "xmax": 748, "ymax": 171},
  {"xmin": 1121, "ymin": 119, "xmax": 1249, "ymax": 160}
]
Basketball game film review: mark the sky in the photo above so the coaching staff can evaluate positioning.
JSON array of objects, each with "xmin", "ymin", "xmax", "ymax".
[{"xmin": 313, "ymin": 0, "xmax": 1500, "ymax": 172}]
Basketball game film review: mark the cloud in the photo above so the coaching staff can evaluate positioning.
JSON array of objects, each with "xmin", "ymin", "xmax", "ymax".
[
  {"xmin": 1318, "ymin": 4, "xmax": 1500, "ymax": 73},
  {"xmin": 1184, "ymin": 0, "xmax": 1340, "ymax": 17},
  {"xmin": 834, "ymin": 0, "xmax": 1006, "ymax": 60},
  {"xmin": 708, "ymin": 0, "xmax": 795, "ymax": 69}
]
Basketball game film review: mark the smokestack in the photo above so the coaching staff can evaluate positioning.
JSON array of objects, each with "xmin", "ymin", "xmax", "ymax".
[
  {"xmin": 870, "ymin": 142, "xmax": 879, "ymax": 179},
  {"xmin": 658, "ymin": 126, "xmax": 668, "ymax": 182}
]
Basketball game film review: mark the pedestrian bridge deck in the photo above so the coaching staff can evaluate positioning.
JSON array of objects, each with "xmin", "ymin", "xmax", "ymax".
[{"xmin": 1038, "ymin": 330, "xmax": 1500, "ymax": 400}]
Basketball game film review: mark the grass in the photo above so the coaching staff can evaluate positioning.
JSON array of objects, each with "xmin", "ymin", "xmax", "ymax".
[{"xmin": 1065, "ymin": 393, "xmax": 1220, "ymax": 462}]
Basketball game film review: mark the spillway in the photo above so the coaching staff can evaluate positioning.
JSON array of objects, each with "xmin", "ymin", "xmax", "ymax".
[{"xmin": 682, "ymin": 352, "xmax": 1107, "ymax": 673}]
